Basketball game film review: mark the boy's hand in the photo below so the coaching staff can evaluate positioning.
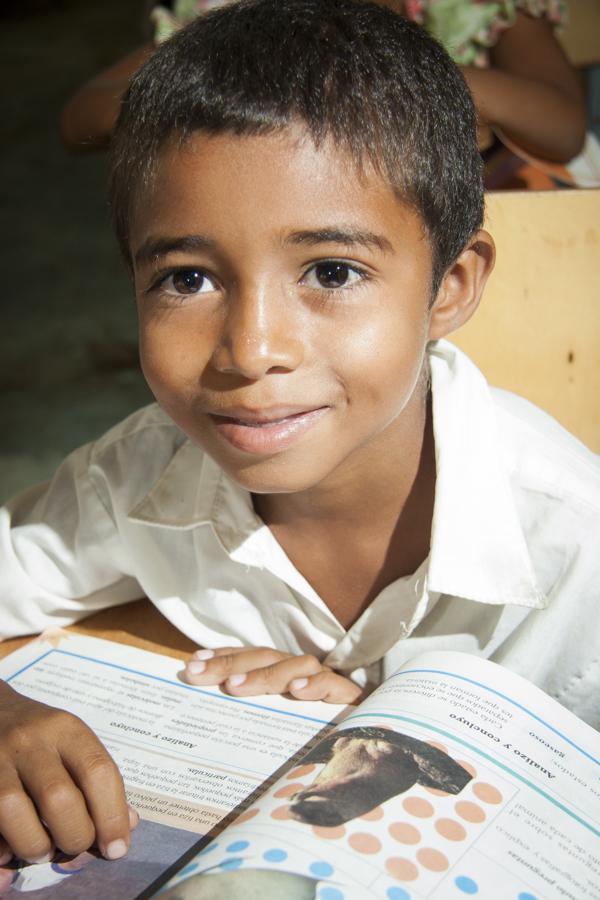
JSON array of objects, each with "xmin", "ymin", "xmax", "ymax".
[
  {"xmin": 0, "ymin": 681, "xmax": 138, "ymax": 864},
  {"xmin": 183, "ymin": 647, "xmax": 363, "ymax": 704}
]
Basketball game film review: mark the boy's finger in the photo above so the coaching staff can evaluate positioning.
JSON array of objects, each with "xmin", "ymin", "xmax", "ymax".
[
  {"xmin": 185, "ymin": 647, "xmax": 291, "ymax": 684},
  {"xmin": 289, "ymin": 671, "xmax": 363, "ymax": 704},
  {"xmin": 0, "ymin": 768, "xmax": 54, "ymax": 862},
  {"xmin": 223, "ymin": 654, "xmax": 325, "ymax": 696},
  {"xmin": 191, "ymin": 646, "xmax": 249, "ymax": 659},
  {"xmin": 60, "ymin": 734, "xmax": 130, "ymax": 860},
  {"xmin": 16, "ymin": 749, "xmax": 95, "ymax": 856},
  {"xmin": 191, "ymin": 646, "xmax": 281, "ymax": 662},
  {"xmin": 0, "ymin": 836, "xmax": 12, "ymax": 865}
]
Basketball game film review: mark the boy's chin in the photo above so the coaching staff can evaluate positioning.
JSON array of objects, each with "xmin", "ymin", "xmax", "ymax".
[
  {"xmin": 191, "ymin": 419, "xmax": 343, "ymax": 496},
  {"xmin": 219, "ymin": 454, "xmax": 332, "ymax": 497}
]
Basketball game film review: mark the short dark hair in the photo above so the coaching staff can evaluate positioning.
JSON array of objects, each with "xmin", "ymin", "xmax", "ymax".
[{"xmin": 110, "ymin": 0, "xmax": 483, "ymax": 293}]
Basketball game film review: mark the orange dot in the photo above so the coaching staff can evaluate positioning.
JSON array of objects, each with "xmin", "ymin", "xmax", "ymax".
[
  {"xmin": 424, "ymin": 786, "xmax": 450, "ymax": 797},
  {"xmin": 417, "ymin": 848, "xmax": 449, "ymax": 872},
  {"xmin": 312, "ymin": 825, "xmax": 346, "ymax": 840},
  {"xmin": 347, "ymin": 832, "xmax": 382, "ymax": 854},
  {"xmin": 455, "ymin": 801, "xmax": 486, "ymax": 823},
  {"xmin": 286, "ymin": 764, "xmax": 316, "ymax": 779},
  {"xmin": 271, "ymin": 804, "xmax": 293, "ymax": 820},
  {"xmin": 434, "ymin": 818, "xmax": 467, "ymax": 841},
  {"xmin": 386, "ymin": 857, "xmax": 419, "ymax": 881},
  {"xmin": 402, "ymin": 797, "xmax": 434, "ymax": 818},
  {"xmin": 455, "ymin": 760, "xmax": 477, "ymax": 778},
  {"xmin": 361, "ymin": 806, "xmax": 384, "ymax": 821},
  {"xmin": 234, "ymin": 807, "xmax": 260, "ymax": 825},
  {"xmin": 428, "ymin": 741, "xmax": 448, "ymax": 754},
  {"xmin": 274, "ymin": 782, "xmax": 303, "ymax": 798},
  {"xmin": 473, "ymin": 782, "xmax": 503, "ymax": 804},
  {"xmin": 389, "ymin": 822, "xmax": 421, "ymax": 845}
]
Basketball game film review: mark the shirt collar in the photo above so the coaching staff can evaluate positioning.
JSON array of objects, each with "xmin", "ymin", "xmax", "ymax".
[
  {"xmin": 128, "ymin": 437, "xmax": 294, "ymax": 574},
  {"xmin": 128, "ymin": 340, "xmax": 546, "ymax": 610},
  {"xmin": 128, "ymin": 439, "xmax": 260, "ymax": 543}
]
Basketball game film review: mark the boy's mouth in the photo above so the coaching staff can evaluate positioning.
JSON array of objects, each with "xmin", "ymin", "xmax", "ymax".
[{"xmin": 208, "ymin": 406, "xmax": 329, "ymax": 454}]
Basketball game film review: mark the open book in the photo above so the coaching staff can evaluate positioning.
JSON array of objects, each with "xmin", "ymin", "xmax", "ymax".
[{"xmin": 0, "ymin": 633, "xmax": 598, "ymax": 899}]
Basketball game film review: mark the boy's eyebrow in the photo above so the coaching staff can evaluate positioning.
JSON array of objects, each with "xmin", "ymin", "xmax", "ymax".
[
  {"xmin": 285, "ymin": 228, "xmax": 394, "ymax": 253},
  {"xmin": 133, "ymin": 234, "xmax": 214, "ymax": 267},
  {"xmin": 133, "ymin": 228, "xmax": 393, "ymax": 267}
]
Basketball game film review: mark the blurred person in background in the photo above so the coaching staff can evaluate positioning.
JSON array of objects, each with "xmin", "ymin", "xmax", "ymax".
[{"xmin": 60, "ymin": 0, "xmax": 587, "ymax": 188}]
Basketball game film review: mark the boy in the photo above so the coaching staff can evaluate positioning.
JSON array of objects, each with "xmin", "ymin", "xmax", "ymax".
[{"xmin": 0, "ymin": 0, "xmax": 598, "ymax": 871}]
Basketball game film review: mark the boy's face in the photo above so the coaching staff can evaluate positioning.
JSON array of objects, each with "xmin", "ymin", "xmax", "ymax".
[{"xmin": 130, "ymin": 126, "xmax": 440, "ymax": 495}]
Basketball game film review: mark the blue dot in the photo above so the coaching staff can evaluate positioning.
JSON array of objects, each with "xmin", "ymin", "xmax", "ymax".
[
  {"xmin": 226, "ymin": 840, "xmax": 250, "ymax": 853},
  {"xmin": 220, "ymin": 857, "xmax": 244, "ymax": 870},
  {"xmin": 455, "ymin": 876, "xmax": 478, "ymax": 894},
  {"xmin": 310, "ymin": 861, "xmax": 335, "ymax": 878},
  {"xmin": 387, "ymin": 889, "xmax": 411, "ymax": 900},
  {"xmin": 178, "ymin": 862, "xmax": 199, "ymax": 877},
  {"xmin": 318, "ymin": 889, "xmax": 345, "ymax": 900},
  {"xmin": 518, "ymin": 894, "xmax": 538, "ymax": 900},
  {"xmin": 199, "ymin": 842, "xmax": 219, "ymax": 855},
  {"xmin": 263, "ymin": 848, "xmax": 288, "ymax": 862}
]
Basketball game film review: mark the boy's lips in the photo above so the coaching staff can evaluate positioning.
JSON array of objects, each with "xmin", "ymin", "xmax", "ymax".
[{"xmin": 208, "ymin": 405, "xmax": 330, "ymax": 454}]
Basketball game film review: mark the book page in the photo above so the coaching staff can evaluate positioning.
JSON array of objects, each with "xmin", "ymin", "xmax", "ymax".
[
  {"xmin": 160, "ymin": 650, "xmax": 600, "ymax": 900},
  {"xmin": 0, "ymin": 632, "xmax": 345, "ymax": 898}
]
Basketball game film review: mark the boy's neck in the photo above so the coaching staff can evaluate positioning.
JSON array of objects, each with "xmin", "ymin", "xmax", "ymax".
[{"xmin": 253, "ymin": 394, "xmax": 435, "ymax": 629}]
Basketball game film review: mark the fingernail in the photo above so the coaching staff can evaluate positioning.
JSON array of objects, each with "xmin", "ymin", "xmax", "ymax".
[
  {"xmin": 29, "ymin": 851, "xmax": 53, "ymax": 865},
  {"xmin": 193, "ymin": 649, "xmax": 215, "ymax": 660},
  {"xmin": 227, "ymin": 673, "xmax": 246, "ymax": 687},
  {"xmin": 290, "ymin": 678, "xmax": 309, "ymax": 691},
  {"xmin": 187, "ymin": 661, "xmax": 206, "ymax": 675},
  {"xmin": 105, "ymin": 839, "xmax": 128, "ymax": 860}
]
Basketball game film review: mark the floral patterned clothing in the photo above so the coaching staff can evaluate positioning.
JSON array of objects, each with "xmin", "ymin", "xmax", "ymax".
[
  {"xmin": 151, "ymin": 0, "xmax": 567, "ymax": 67},
  {"xmin": 404, "ymin": 0, "xmax": 567, "ymax": 66}
]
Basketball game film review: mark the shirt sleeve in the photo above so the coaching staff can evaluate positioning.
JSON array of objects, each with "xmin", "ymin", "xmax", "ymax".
[{"xmin": 0, "ymin": 442, "xmax": 142, "ymax": 641}]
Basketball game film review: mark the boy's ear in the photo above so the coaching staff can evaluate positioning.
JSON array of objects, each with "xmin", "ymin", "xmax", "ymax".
[{"xmin": 428, "ymin": 230, "xmax": 495, "ymax": 340}]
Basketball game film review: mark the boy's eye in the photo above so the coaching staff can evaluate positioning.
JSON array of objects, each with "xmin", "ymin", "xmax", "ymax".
[
  {"xmin": 160, "ymin": 269, "xmax": 217, "ymax": 296},
  {"xmin": 302, "ymin": 261, "xmax": 364, "ymax": 290}
]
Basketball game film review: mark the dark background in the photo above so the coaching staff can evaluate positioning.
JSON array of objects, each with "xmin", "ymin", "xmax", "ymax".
[{"xmin": 0, "ymin": 0, "xmax": 153, "ymax": 502}]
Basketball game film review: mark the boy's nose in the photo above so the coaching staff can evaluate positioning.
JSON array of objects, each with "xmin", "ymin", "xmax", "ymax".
[{"xmin": 211, "ymin": 287, "xmax": 304, "ymax": 380}]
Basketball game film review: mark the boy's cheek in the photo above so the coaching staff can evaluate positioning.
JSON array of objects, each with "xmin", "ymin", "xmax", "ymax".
[{"xmin": 139, "ymin": 325, "xmax": 203, "ymax": 391}]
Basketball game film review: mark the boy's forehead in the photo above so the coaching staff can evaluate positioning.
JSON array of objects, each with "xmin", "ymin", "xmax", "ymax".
[
  {"xmin": 130, "ymin": 126, "xmax": 429, "ymax": 256},
  {"xmin": 150, "ymin": 125, "xmax": 375, "ymax": 197}
]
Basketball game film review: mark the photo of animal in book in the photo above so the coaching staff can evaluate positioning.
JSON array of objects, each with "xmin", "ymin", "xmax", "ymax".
[
  {"xmin": 287, "ymin": 726, "xmax": 473, "ymax": 826},
  {"xmin": 157, "ymin": 727, "xmax": 479, "ymax": 899}
]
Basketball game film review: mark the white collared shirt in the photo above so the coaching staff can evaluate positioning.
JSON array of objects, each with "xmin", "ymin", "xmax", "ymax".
[{"xmin": 2, "ymin": 342, "xmax": 599, "ymax": 725}]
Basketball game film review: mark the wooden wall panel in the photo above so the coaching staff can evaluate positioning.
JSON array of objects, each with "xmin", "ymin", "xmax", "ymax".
[{"xmin": 450, "ymin": 189, "xmax": 600, "ymax": 451}]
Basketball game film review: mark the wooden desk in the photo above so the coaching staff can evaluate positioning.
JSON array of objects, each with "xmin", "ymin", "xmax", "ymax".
[{"xmin": 0, "ymin": 598, "xmax": 197, "ymax": 661}]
